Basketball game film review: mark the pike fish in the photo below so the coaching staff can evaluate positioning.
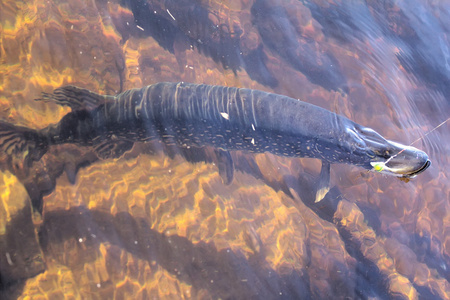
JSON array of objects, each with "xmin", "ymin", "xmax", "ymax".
[{"xmin": 0, "ymin": 82, "xmax": 430, "ymax": 201}]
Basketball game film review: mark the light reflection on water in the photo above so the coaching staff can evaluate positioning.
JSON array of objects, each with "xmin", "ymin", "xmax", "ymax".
[{"xmin": 0, "ymin": 0, "xmax": 449, "ymax": 299}]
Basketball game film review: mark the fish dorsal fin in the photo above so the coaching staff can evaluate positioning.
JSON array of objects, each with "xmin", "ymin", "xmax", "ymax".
[
  {"xmin": 93, "ymin": 139, "xmax": 134, "ymax": 160},
  {"xmin": 36, "ymin": 86, "xmax": 113, "ymax": 110}
]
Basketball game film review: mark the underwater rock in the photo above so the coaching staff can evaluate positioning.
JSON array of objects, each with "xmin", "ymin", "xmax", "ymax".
[{"xmin": 0, "ymin": 171, "xmax": 45, "ymax": 287}]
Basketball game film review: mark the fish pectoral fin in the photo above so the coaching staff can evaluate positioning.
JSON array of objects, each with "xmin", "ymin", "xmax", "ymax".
[
  {"xmin": 215, "ymin": 149, "xmax": 234, "ymax": 185},
  {"xmin": 94, "ymin": 140, "xmax": 134, "ymax": 160},
  {"xmin": 315, "ymin": 161, "xmax": 331, "ymax": 203},
  {"xmin": 36, "ymin": 86, "xmax": 110, "ymax": 110}
]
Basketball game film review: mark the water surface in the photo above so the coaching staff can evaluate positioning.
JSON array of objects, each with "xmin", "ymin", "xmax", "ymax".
[{"xmin": 0, "ymin": 0, "xmax": 449, "ymax": 299}]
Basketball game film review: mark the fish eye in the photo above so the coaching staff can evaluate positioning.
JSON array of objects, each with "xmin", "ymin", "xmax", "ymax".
[
  {"xmin": 352, "ymin": 138, "xmax": 365, "ymax": 150},
  {"xmin": 357, "ymin": 127, "xmax": 387, "ymax": 142}
]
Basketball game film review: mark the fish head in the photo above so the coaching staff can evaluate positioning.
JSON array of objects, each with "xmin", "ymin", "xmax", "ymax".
[
  {"xmin": 348, "ymin": 126, "xmax": 431, "ymax": 178},
  {"xmin": 368, "ymin": 141, "xmax": 431, "ymax": 178}
]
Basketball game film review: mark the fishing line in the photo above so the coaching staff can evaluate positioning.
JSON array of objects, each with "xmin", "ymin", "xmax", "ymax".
[
  {"xmin": 373, "ymin": 117, "xmax": 449, "ymax": 172},
  {"xmin": 407, "ymin": 117, "xmax": 450, "ymax": 146}
]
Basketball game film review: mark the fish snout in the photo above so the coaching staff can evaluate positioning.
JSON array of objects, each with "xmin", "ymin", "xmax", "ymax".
[{"xmin": 370, "ymin": 141, "xmax": 431, "ymax": 178}]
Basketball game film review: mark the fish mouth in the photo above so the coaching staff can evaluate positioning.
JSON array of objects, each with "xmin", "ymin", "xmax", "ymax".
[
  {"xmin": 368, "ymin": 142, "xmax": 431, "ymax": 178},
  {"xmin": 401, "ymin": 159, "xmax": 431, "ymax": 178}
]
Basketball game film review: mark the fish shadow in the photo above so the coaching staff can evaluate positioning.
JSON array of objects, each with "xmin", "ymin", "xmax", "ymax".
[
  {"xmin": 117, "ymin": 0, "xmax": 278, "ymax": 88},
  {"xmin": 35, "ymin": 206, "xmax": 310, "ymax": 299}
]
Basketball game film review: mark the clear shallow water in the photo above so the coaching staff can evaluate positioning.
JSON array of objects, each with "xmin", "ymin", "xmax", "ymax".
[{"xmin": 0, "ymin": 0, "xmax": 449, "ymax": 299}]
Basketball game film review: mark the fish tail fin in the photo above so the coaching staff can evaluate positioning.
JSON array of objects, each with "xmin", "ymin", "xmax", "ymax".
[
  {"xmin": 0, "ymin": 121, "xmax": 48, "ymax": 169},
  {"xmin": 35, "ymin": 86, "xmax": 109, "ymax": 110}
]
